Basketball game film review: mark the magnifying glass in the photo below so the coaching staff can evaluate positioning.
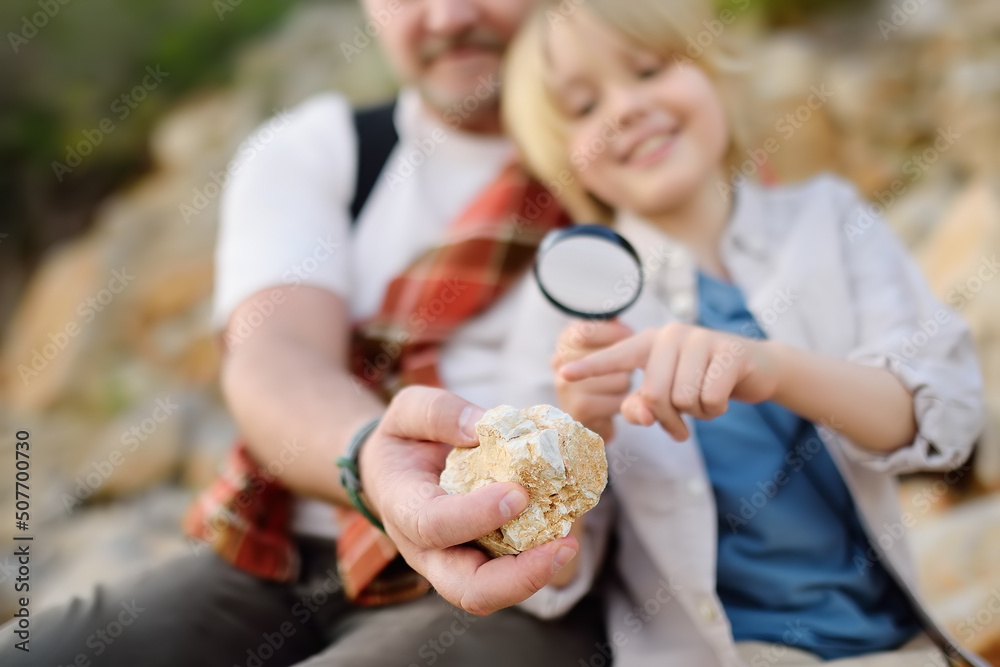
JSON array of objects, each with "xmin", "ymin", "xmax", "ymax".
[{"xmin": 534, "ymin": 224, "xmax": 644, "ymax": 320}]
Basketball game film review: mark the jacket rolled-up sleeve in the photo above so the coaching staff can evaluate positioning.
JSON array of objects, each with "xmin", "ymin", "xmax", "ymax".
[{"xmin": 835, "ymin": 180, "xmax": 984, "ymax": 474}]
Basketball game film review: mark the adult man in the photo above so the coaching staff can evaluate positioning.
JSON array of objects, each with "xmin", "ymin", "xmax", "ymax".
[{"xmin": 0, "ymin": 0, "xmax": 607, "ymax": 665}]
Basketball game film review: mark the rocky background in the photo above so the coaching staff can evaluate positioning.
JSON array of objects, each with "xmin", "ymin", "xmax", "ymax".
[{"xmin": 1, "ymin": 0, "xmax": 999, "ymax": 662}]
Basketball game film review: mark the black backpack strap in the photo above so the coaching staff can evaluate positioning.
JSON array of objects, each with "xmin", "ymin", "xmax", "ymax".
[{"xmin": 349, "ymin": 101, "xmax": 399, "ymax": 224}]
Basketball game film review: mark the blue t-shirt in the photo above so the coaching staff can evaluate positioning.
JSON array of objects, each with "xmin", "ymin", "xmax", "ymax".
[{"xmin": 693, "ymin": 271, "xmax": 919, "ymax": 659}]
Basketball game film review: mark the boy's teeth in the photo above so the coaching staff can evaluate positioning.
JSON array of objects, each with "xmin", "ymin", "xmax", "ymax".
[{"xmin": 633, "ymin": 135, "xmax": 666, "ymax": 160}]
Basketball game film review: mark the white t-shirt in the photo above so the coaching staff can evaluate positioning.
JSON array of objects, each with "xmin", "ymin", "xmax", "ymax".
[{"xmin": 214, "ymin": 88, "xmax": 518, "ymax": 537}]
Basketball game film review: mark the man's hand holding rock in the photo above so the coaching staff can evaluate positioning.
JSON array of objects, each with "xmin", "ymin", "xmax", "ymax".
[{"xmin": 357, "ymin": 386, "xmax": 580, "ymax": 616}]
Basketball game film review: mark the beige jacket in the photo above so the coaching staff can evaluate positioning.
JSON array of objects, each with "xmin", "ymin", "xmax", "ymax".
[{"xmin": 506, "ymin": 175, "xmax": 986, "ymax": 666}]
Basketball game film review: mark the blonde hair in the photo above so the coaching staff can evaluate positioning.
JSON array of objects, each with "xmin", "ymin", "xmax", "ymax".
[{"xmin": 502, "ymin": 0, "xmax": 750, "ymax": 223}]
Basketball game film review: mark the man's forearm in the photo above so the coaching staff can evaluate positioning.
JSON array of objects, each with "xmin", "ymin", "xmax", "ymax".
[{"xmin": 221, "ymin": 331, "xmax": 385, "ymax": 506}]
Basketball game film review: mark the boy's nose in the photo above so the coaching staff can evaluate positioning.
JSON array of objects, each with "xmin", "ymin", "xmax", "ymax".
[{"xmin": 607, "ymin": 84, "xmax": 649, "ymax": 129}]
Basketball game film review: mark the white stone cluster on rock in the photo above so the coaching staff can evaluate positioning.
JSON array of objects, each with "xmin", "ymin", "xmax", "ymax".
[{"xmin": 439, "ymin": 404, "xmax": 607, "ymax": 557}]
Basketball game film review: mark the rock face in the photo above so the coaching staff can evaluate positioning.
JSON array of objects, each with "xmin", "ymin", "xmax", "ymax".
[
  {"xmin": 440, "ymin": 405, "xmax": 607, "ymax": 557},
  {"xmin": 908, "ymin": 489, "xmax": 1000, "ymax": 663}
]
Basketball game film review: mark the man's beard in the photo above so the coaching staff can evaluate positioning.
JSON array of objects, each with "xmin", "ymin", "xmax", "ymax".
[
  {"xmin": 416, "ymin": 26, "xmax": 505, "ymax": 128},
  {"xmin": 418, "ymin": 78, "xmax": 501, "ymax": 125}
]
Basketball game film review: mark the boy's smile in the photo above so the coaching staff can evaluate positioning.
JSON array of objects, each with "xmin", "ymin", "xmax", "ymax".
[{"xmin": 618, "ymin": 125, "xmax": 681, "ymax": 168}]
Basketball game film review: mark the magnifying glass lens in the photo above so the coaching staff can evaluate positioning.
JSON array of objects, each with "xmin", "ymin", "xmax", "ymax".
[{"xmin": 534, "ymin": 225, "xmax": 643, "ymax": 319}]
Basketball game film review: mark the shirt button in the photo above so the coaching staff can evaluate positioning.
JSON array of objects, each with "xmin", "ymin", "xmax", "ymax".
[
  {"xmin": 671, "ymin": 292, "xmax": 694, "ymax": 317},
  {"xmin": 687, "ymin": 478, "xmax": 707, "ymax": 496},
  {"xmin": 698, "ymin": 598, "xmax": 717, "ymax": 621}
]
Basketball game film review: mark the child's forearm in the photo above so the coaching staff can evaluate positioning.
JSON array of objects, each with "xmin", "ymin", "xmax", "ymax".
[{"xmin": 765, "ymin": 340, "xmax": 917, "ymax": 454}]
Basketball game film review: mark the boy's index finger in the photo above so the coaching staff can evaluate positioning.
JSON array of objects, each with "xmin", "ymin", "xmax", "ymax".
[
  {"xmin": 561, "ymin": 318, "xmax": 634, "ymax": 350},
  {"xmin": 559, "ymin": 329, "xmax": 654, "ymax": 380}
]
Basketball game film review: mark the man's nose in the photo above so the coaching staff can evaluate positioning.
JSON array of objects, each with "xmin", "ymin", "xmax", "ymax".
[{"xmin": 425, "ymin": 0, "xmax": 480, "ymax": 35}]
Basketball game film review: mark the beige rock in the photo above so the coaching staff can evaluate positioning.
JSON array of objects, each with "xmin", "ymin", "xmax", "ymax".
[
  {"xmin": 70, "ymin": 393, "xmax": 187, "ymax": 502},
  {"xmin": 148, "ymin": 91, "xmax": 256, "ymax": 174},
  {"xmin": 751, "ymin": 35, "xmax": 822, "ymax": 104},
  {"xmin": 742, "ymin": 50, "xmax": 841, "ymax": 183},
  {"xmin": 0, "ymin": 405, "xmax": 104, "ymax": 522},
  {"xmin": 440, "ymin": 405, "xmax": 607, "ymax": 557},
  {"xmin": 0, "ymin": 238, "xmax": 107, "ymax": 410},
  {"xmin": 916, "ymin": 179, "xmax": 1000, "ymax": 298},
  {"xmin": 231, "ymin": 4, "xmax": 396, "ymax": 111},
  {"xmin": 914, "ymin": 179, "xmax": 1000, "ymax": 488},
  {"xmin": 881, "ymin": 170, "xmax": 962, "ymax": 249},
  {"xmin": 30, "ymin": 487, "xmax": 194, "ymax": 614},
  {"xmin": 910, "ymin": 493, "xmax": 1000, "ymax": 658}
]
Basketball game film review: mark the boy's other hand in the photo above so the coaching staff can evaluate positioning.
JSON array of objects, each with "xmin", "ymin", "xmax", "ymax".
[{"xmin": 552, "ymin": 319, "xmax": 634, "ymax": 441}]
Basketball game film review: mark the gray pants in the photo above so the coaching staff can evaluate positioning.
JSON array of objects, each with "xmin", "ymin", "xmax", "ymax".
[{"xmin": 0, "ymin": 538, "xmax": 605, "ymax": 666}]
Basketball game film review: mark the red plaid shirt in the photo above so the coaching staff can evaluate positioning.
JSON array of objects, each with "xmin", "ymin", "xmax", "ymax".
[{"xmin": 184, "ymin": 163, "xmax": 569, "ymax": 603}]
